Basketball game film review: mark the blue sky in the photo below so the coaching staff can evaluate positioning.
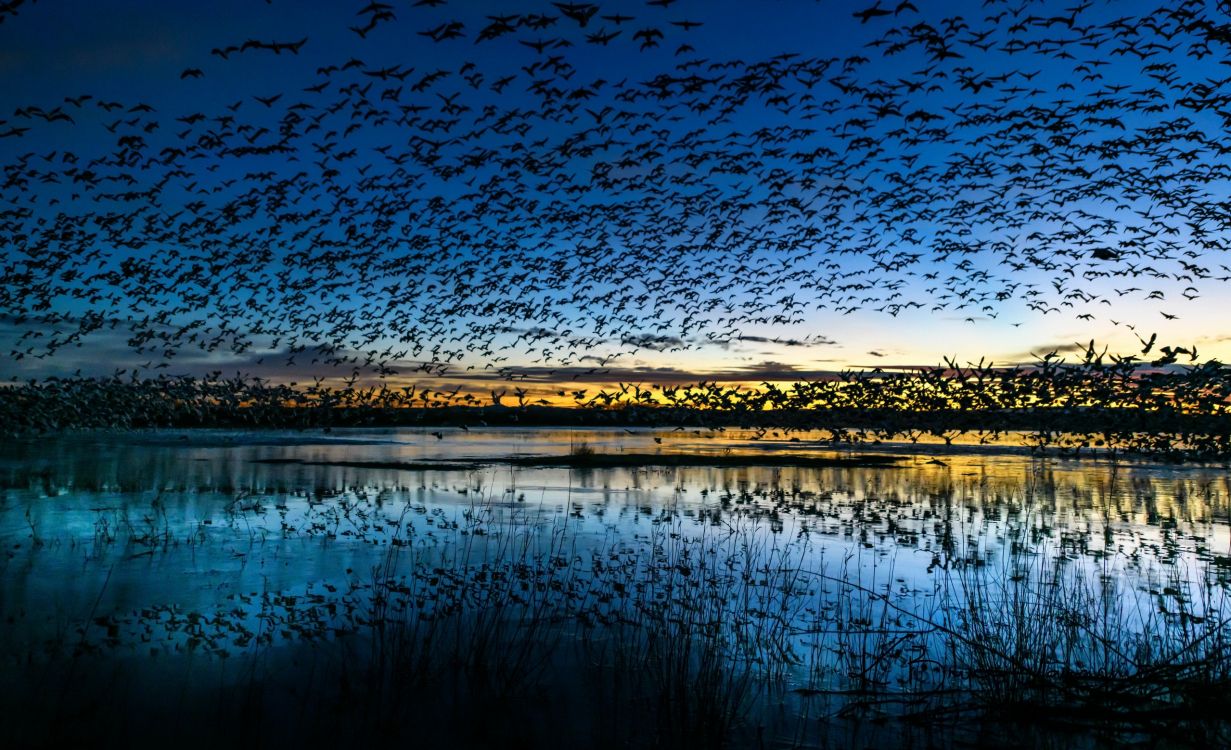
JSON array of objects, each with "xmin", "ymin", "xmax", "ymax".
[{"xmin": 2, "ymin": 0, "xmax": 1229, "ymax": 396}]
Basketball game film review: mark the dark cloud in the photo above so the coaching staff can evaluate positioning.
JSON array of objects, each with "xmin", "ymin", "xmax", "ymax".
[
  {"xmin": 432, "ymin": 359, "xmax": 849, "ymax": 385},
  {"xmin": 621, "ymin": 333, "xmax": 686, "ymax": 352},
  {"xmin": 735, "ymin": 334, "xmax": 838, "ymax": 347},
  {"xmin": 1004, "ymin": 341, "xmax": 1090, "ymax": 364}
]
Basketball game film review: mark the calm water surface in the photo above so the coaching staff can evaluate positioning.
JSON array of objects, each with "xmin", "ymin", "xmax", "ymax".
[{"xmin": 2, "ymin": 427, "xmax": 1229, "ymax": 747}]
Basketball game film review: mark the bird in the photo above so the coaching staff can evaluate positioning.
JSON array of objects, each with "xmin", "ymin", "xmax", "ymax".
[{"xmin": 853, "ymin": 3, "xmax": 891, "ymax": 23}]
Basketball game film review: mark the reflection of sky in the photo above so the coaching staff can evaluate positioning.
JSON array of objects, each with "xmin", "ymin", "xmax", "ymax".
[
  {"xmin": 3, "ymin": 428, "xmax": 1229, "ymax": 630},
  {"xmin": 3, "ymin": 0, "xmax": 1231, "ymax": 389}
]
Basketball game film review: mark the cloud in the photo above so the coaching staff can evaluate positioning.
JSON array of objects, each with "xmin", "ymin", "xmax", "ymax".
[
  {"xmin": 735, "ymin": 334, "xmax": 838, "ymax": 347},
  {"xmin": 432, "ymin": 359, "xmax": 851, "ymax": 385},
  {"xmin": 621, "ymin": 333, "xmax": 685, "ymax": 351},
  {"xmin": 1003, "ymin": 341, "xmax": 1090, "ymax": 363}
]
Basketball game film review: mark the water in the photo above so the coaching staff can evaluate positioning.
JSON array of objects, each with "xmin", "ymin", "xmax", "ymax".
[{"xmin": 2, "ymin": 427, "xmax": 1229, "ymax": 748}]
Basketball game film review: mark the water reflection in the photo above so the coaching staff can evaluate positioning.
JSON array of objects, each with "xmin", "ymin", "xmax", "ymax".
[{"xmin": 1, "ymin": 428, "xmax": 1228, "ymax": 748}]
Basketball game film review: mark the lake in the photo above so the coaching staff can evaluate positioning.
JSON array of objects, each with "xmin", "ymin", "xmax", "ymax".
[{"xmin": 2, "ymin": 427, "xmax": 1229, "ymax": 748}]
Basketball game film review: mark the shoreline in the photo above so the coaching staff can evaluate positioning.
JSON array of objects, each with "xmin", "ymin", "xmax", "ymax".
[{"xmin": 7, "ymin": 424, "xmax": 1229, "ymax": 470}]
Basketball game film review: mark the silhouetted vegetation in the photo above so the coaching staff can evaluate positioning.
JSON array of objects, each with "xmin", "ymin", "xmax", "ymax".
[
  {"xmin": 4, "ymin": 345, "xmax": 1229, "ymax": 460},
  {"xmin": 4, "ymin": 471, "xmax": 1229, "ymax": 747}
]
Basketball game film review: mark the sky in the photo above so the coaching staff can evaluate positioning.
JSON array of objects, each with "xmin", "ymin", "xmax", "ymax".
[{"xmin": 2, "ymin": 0, "xmax": 1230, "ymax": 402}]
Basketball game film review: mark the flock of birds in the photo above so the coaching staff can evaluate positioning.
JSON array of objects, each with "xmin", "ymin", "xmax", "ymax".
[
  {"xmin": 4, "ymin": 345, "xmax": 1229, "ymax": 460},
  {"xmin": 1, "ymin": 0, "xmax": 1230, "ymax": 384}
]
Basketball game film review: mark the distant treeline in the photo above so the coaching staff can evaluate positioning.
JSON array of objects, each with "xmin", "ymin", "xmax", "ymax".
[{"xmin": 2, "ymin": 348, "xmax": 1230, "ymax": 460}]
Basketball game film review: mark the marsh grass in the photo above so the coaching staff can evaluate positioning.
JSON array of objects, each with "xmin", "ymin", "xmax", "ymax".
[
  {"xmin": 570, "ymin": 514, "xmax": 808, "ymax": 746},
  {"xmin": 344, "ymin": 493, "xmax": 805, "ymax": 746},
  {"xmin": 938, "ymin": 548, "xmax": 1231, "ymax": 733},
  {"xmin": 4, "ymin": 468, "xmax": 1230, "ymax": 748}
]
